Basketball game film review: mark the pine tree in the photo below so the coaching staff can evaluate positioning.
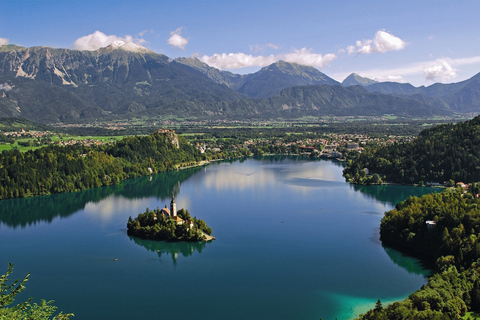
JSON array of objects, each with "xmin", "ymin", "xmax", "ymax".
[{"xmin": 374, "ymin": 299, "xmax": 383, "ymax": 312}]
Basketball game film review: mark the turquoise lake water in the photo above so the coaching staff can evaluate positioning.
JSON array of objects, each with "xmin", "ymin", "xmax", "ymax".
[{"xmin": 0, "ymin": 157, "xmax": 438, "ymax": 319}]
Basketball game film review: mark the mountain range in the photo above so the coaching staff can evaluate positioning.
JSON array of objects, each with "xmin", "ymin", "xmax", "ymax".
[{"xmin": 0, "ymin": 42, "xmax": 478, "ymax": 124}]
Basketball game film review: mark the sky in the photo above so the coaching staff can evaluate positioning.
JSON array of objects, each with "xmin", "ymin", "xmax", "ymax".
[{"xmin": 1, "ymin": 0, "xmax": 479, "ymax": 86}]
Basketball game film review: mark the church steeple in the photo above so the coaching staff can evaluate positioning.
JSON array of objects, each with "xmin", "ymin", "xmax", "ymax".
[{"xmin": 170, "ymin": 193, "xmax": 177, "ymax": 218}]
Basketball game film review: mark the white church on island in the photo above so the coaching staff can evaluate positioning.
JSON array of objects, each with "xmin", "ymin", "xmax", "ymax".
[{"xmin": 158, "ymin": 194, "xmax": 193, "ymax": 227}]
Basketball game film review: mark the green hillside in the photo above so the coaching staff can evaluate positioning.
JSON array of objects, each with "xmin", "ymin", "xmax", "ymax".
[
  {"xmin": 0, "ymin": 131, "xmax": 201, "ymax": 199},
  {"xmin": 343, "ymin": 115, "xmax": 480, "ymax": 184},
  {"xmin": 357, "ymin": 188, "xmax": 480, "ymax": 320}
]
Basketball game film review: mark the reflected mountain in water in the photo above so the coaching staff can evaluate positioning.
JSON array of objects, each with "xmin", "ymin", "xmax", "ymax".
[
  {"xmin": 0, "ymin": 167, "xmax": 201, "ymax": 228},
  {"xmin": 129, "ymin": 236, "xmax": 208, "ymax": 265},
  {"xmin": 351, "ymin": 184, "xmax": 439, "ymax": 206}
]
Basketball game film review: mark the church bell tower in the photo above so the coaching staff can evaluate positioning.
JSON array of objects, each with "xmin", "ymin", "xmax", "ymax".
[{"xmin": 170, "ymin": 194, "xmax": 177, "ymax": 218}]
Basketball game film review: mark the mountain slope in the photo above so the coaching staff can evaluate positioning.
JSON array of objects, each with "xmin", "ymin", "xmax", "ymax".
[
  {"xmin": 363, "ymin": 72, "xmax": 480, "ymax": 112},
  {"xmin": 0, "ymin": 44, "xmax": 477, "ymax": 123},
  {"xmin": 176, "ymin": 58, "xmax": 341, "ymax": 99},
  {"xmin": 0, "ymin": 44, "xmax": 244, "ymax": 122},
  {"xmin": 175, "ymin": 57, "xmax": 248, "ymax": 90},
  {"xmin": 342, "ymin": 73, "xmax": 377, "ymax": 87},
  {"xmin": 237, "ymin": 61, "xmax": 340, "ymax": 98},
  {"xmin": 266, "ymin": 85, "xmax": 452, "ymax": 117}
]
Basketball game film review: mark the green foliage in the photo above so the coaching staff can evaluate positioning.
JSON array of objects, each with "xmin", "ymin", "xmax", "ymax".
[
  {"xmin": 0, "ymin": 132, "xmax": 200, "ymax": 200},
  {"xmin": 0, "ymin": 263, "xmax": 73, "ymax": 319},
  {"xmin": 357, "ymin": 187, "xmax": 480, "ymax": 320},
  {"xmin": 344, "ymin": 116, "xmax": 480, "ymax": 185},
  {"xmin": 127, "ymin": 207, "xmax": 212, "ymax": 242},
  {"xmin": 380, "ymin": 188, "xmax": 480, "ymax": 269}
]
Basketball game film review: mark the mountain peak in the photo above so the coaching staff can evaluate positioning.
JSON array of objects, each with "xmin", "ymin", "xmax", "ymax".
[
  {"xmin": 342, "ymin": 73, "xmax": 378, "ymax": 87},
  {"xmin": 102, "ymin": 41, "xmax": 152, "ymax": 54}
]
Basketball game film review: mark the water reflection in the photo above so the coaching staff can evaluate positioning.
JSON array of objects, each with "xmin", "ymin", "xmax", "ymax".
[
  {"xmin": 351, "ymin": 184, "xmax": 439, "ymax": 206},
  {"xmin": 204, "ymin": 156, "xmax": 343, "ymax": 192},
  {"xmin": 0, "ymin": 167, "xmax": 201, "ymax": 228},
  {"xmin": 0, "ymin": 157, "xmax": 439, "ymax": 230},
  {"xmin": 129, "ymin": 236, "xmax": 208, "ymax": 266},
  {"xmin": 383, "ymin": 247, "xmax": 432, "ymax": 277}
]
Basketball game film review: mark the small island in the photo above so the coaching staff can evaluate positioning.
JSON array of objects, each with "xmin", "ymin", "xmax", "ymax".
[{"xmin": 127, "ymin": 195, "xmax": 214, "ymax": 242}]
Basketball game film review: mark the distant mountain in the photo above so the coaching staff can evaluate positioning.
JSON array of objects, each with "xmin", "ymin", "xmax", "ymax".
[
  {"xmin": 342, "ymin": 73, "xmax": 377, "ymax": 87},
  {"xmin": 362, "ymin": 73, "xmax": 480, "ymax": 112},
  {"xmin": 364, "ymin": 82, "xmax": 421, "ymax": 95},
  {"xmin": 175, "ymin": 57, "xmax": 248, "ymax": 90},
  {"xmin": 266, "ymin": 85, "xmax": 451, "ymax": 117},
  {"xmin": 0, "ymin": 44, "xmax": 243, "ymax": 122},
  {"xmin": 176, "ymin": 59, "xmax": 340, "ymax": 99},
  {"xmin": 425, "ymin": 73, "xmax": 480, "ymax": 112},
  {"xmin": 236, "ymin": 61, "xmax": 340, "ymax": 98},
  {"xmin": 0, "ymin": 44, "xmax": 478, "ymax": 123}
]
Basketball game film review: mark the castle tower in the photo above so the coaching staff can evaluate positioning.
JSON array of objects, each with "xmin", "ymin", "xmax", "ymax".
[{"xmin": 170, "ymin": 194, "xmax": 177, "ymax": 218}]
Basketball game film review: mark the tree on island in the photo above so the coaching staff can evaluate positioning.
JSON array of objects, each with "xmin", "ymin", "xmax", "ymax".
[{"xmin": 127, "ymin": 207, "xmax": 212, "ymax": 242}]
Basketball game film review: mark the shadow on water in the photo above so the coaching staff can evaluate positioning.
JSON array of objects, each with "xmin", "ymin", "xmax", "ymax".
[
  {"xmin": 128, "ymin": 236, "xmax": 208, "ymax": 266},
  {"xmin": 351, "ymin": 184, "xmax": 440, "ymax": 207},
  {"xmin": 0, "ymin": 167, "xmax": 201, "ymax": 228},
  {"xmin": 383, "ymin": 246, "xmax": 432, "ymax": 277}
]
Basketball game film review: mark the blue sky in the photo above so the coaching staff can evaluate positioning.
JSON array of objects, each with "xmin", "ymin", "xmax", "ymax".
[{"xmin": 1, "ymin": 0, "xmax": 479, "ymax": 86}]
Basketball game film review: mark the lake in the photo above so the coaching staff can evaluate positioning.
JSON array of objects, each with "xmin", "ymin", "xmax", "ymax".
[{"xmin": 0, "ymin": 157, "xmax": 438, "ymax": 319}]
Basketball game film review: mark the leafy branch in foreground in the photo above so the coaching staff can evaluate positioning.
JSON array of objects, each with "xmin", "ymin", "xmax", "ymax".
[{"xmin": 0, "ymin": 263, "xmax": 73, "ymax": 319}]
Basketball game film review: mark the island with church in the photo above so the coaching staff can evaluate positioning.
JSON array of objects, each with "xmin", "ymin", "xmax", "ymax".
[{"xmin": 127, "ymin": 195, "xmax": 214, "ymax": 242}]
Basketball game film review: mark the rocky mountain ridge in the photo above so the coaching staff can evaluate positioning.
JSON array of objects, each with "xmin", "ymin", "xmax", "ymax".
[{"xmin": 0, "ymin": 43, "xmax": 477, "ymax": 123}]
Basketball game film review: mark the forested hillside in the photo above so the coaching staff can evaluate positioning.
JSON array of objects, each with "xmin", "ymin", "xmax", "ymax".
[
  {"xmin": 357, "ymin": 188, "xmax": 480, "ymax": 319},
  {"xmin": 343, "ymin": 116, "xmax": 480, "ymax": 184},
  {"xmin": 0, "ymin": 132, "xmax": 201, "ymax": 199}
]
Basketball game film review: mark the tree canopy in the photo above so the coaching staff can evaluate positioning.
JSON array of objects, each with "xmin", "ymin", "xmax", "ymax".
[
  {"xmin": 344, "ymin": 116, "xmax": 480, "ymax": 185},
  {"xmin": 127, "ymin": 207, "xmax": 212, "ymax": 242},
  {"xmin": 0, "ymin": 131, "xmax": 201, "ymax": 200},
  {"xmin": 357, "ymin": 187, "xmax": 480, "ymax": 319}
]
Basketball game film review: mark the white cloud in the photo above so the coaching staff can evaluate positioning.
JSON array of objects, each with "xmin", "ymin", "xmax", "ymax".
[
  {"xmin": 200, "ymin": 47, "xmax": 336, "ymax": 70},
  {"xmin": 332, "ymin": 54, "xmax": 480, "ymax": 85},
  {"xmin": 138, "ymin": 29, "xmax": 152, "ymax": 37},
  {"xmin": 73, "ymin": 31, "xmax": 145, "ymax": 51},
  {"xmin": 349, "ymin": 30, "xmax": 406, "ymax": 55},
  {"xmin": 424, "ymin": 59, "xmax": 457, "ymax": 82},
  {"xmin": 374, "ymin": 75, "xmax": 405, "ymax": 82},
  {"xmin": 200, "ymin": 52, "xmax": 277, "ymax": 69},
  {"xmin": 168, "ymin": 27, "xmax": 188, "ymax": 50},
  {"xmin": 452, "ymin": 56, "xmax": 480, "ymax": 66},
  {"xmin": 283, "ymin": 48, "xmax": 336, "ymax": 68},
  {"xmin": 0, "ymin": 37, "xmax": 8, "ymax": 47},
  {"xmin": 250, "ymin": 43, "xmax": 279, "ymax": 53}
]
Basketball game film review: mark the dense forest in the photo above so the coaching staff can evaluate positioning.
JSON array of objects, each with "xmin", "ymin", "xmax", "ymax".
[
  {"xmin": 127, "ymin": 207, "xmax": 212, "ymax": 241},
  {"xmin": 357, "ymin": 188, "xmax": 480, "ymax": 320},
  {"xmin": 0, "ymin": 131, "xmax": 201, "ymax": 199},
  {"xmin": 343, "ymin": 116, "xmax": 480, "ymax": 185}
]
